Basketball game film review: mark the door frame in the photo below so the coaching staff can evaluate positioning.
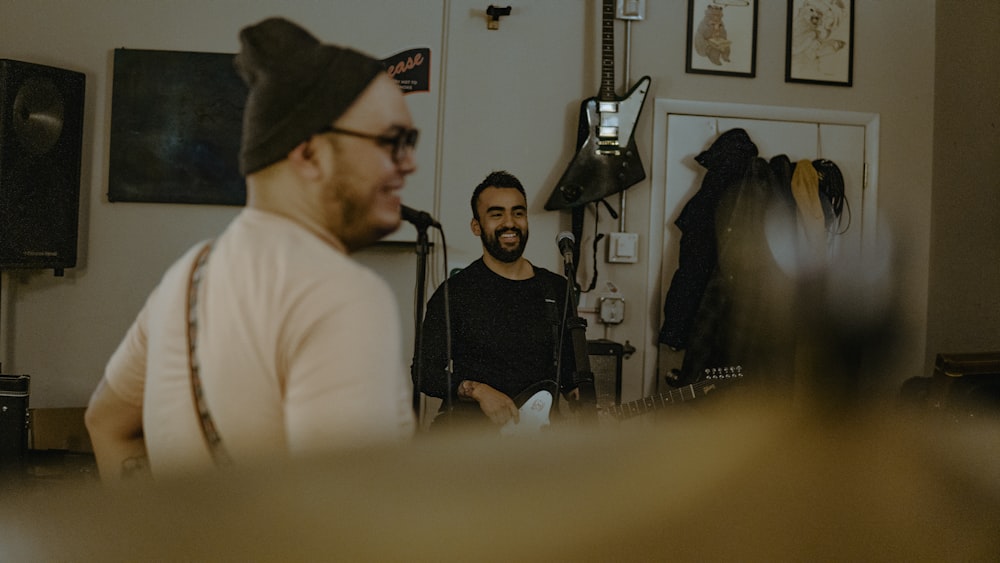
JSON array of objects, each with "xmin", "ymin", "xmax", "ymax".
[{"xmin": 642, "ymin": 98, "xmax": 880, "ymax": 396}]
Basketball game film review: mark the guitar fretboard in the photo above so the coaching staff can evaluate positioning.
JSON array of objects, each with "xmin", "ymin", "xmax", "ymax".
[
  {"xmin": 599, "ymin": 0, "xmax": 616, "ymax": 101},
  {"xmin": 606, "ymin": 366, "xmax": 743, "ymax": 420}
]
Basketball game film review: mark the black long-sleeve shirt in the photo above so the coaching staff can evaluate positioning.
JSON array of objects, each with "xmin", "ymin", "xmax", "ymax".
[{"xmin": 414, "ymin": 258, "xmax": 577, "ymax": 421}]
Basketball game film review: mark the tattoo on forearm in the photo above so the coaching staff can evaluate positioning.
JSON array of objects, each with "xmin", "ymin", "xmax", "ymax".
[
  {"xmin": 458, "ymin": 380, "xmax": 477, "ymax": 399},
  {"xmin": 121, "ymin": 455, "xmax": 149, "ymax": 478}
]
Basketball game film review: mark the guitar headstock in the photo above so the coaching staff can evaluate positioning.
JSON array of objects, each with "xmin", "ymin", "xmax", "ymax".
[{"xmin": 703, "ymin": 365, "xmax": 743, "ymax": 380}]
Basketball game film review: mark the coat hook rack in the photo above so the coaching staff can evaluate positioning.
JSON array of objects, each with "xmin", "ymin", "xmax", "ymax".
[{"xmin": 486, "ymin": 5, "xmax": 512, "ymax": 30}]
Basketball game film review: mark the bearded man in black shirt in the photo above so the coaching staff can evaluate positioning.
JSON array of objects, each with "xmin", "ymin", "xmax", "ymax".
[{"xmin": 415, "ymin": 170, "xmax": 580, "ymax": 432}]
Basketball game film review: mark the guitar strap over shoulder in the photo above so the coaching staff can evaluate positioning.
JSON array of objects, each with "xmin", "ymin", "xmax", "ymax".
[
  {"xmin": 536, "ymin": 268, "xmax": 566, "ymax": 391},
  {"xmin": 536, "ymin": 267, "xmax": 562, "ymax": 327},
  {"xmin": 186, "ymin": 240, "xmax": 232, "ymax": 467}
]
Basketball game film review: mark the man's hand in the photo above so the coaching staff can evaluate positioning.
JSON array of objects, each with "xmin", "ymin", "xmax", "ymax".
[{"xmin": 458, "ymin": 380, "xmax": 519, "ymax": 425}]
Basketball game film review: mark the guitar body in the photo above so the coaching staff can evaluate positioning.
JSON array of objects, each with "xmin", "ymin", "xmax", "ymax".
[
  {"xmin": 500, "ymin": 380, "xmax": 557, "ymax": 437},
  {"xmin": 546, "ymin": 76, "xmax": 651, "ymax": 210}
]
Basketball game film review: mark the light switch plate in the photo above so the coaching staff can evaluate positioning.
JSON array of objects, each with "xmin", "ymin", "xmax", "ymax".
[
  {"xmin": 616, "ymin": 0, "xmax": 646, "ymax": 20},
  {"xmin": 608, "ymin": 232, "xmax": 639, "ymax": 263}
]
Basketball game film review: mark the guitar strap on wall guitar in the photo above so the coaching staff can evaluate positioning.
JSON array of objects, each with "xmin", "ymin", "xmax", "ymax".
[
  {"xmin": 570, "ymin": 205, "xmax": 585, "ymax": 282},
  {"xmin": 570, "ymin": 199, "xmax": 619, "ymax": 293},
  {"xmin": 186, "ymin": 240, "xmax": 233, "ymax": 467}
]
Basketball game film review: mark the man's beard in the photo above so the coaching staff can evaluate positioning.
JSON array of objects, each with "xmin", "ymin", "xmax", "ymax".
[
  {"xmin": 481, "ymin": 227, "xmax": 528, "ymax": 263},
  {"xmin": 327, "ymin": 177, "xmax": 397, "ymax": 252}
]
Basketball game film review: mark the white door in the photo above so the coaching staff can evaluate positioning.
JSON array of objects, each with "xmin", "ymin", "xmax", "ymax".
[{"xmin": 643, "ymin": 99, "xmax": 880, "ymax": 398}]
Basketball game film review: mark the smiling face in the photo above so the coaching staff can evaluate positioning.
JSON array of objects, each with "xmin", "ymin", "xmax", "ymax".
[
  {"xmin": 317, "ymin": 73, "xmax": 417, "ymax": 251},
  {"xmin": 471, "ymin": 186, "xmax": 529, "ymax": 264}
]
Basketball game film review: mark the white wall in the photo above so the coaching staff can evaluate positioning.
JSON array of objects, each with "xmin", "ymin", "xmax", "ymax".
[
  {"xmin": 0, "ymin": 0, "xmax": 447, "ymax": 406},
  {"xmin": 927, "ymin": 1, "xmax": 1000, "ymax": 361},
  {"xmin": 0, "ymin": 0, "xmax": 938, "ymax": 408}
]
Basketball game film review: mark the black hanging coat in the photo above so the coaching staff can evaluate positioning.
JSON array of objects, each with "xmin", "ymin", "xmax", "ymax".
[{"xmin": 658, "ymin": 128, "xmax": 758, "ymax": 350}]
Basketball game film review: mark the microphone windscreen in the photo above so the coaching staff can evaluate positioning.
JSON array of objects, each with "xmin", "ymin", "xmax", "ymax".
[{"xmin": 400, "ymin": 205, "xmax": 439, "ymax": 228}]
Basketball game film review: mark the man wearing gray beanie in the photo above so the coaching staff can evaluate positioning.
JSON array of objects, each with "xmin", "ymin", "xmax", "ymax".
[{"xmin": 87, "ymin": 17, "xmax": 418, "ymax": 481}]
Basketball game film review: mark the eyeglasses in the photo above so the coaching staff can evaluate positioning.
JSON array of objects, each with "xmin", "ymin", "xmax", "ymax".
[{"xmin": 316, "ymin": 125, "xmax": 419, "ymax": 163}]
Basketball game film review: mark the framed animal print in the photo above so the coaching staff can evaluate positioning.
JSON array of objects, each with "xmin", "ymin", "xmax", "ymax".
[
  {"xmin": 785, "ymin": 0, "xmax": 854, "ymax": 86},
  {"xmin": 685, "ymin": 0, "xmax": 758, "ymax": 78}
]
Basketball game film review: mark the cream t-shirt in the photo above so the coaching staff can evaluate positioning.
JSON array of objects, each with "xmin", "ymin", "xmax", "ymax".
[{"xmin": 104, "ymin": 209, "xmax": 415, "ymax": 477}]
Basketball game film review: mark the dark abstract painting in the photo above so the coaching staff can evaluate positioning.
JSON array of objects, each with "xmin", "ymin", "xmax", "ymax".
[{"xmin": 108, "ymin": 48, "xmax": 247, "ymax": 205}]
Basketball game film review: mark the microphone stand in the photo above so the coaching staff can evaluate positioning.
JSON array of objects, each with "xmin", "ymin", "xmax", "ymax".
[
  {"xmin": 410, "ymin": 222, "xmax": 431, "ymax": 416},
  {"xmin": 560, "ymin": 259, "xmax": 598, "ymax": 421}
]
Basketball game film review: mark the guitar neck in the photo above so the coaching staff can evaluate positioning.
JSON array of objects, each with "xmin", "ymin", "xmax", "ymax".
[
  {"xmin": 607, "ymin": 381, "xmax": 712, "ymax": 420},
  {"xmin": 606, "ymin": 367, "xmax": 743, "ymax": 420},
  {"xmin": 599, "ymin": 0, "xmax": 616, "ymax": 100}
]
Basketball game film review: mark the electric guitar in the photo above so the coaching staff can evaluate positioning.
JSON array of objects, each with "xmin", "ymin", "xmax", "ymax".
[
  {"xmin": 544, "ymin": 0, "xmax": 651, "ymax": 211},
  {"xmin": 499, "ymin": 367, "xmax": 744, "ymax": 435}
]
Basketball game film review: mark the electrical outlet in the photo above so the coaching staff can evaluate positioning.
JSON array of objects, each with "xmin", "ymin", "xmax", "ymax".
[{"xmin": 599, "ymin": 296, "xmax": 625, "ymax": 324}]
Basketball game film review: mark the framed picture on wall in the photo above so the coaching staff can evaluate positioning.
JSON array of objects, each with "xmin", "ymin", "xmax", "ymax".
[
  {"xmin": 685, "ymin": 0, "xmax": 758, "ymax": 78},
  {"xmin": 108, "ymin": 49, "xmax": 248, "ymax": 205},
  {"xmin": 108, "ymin": 47, "xmax": 434, "ymax": 207},
  {"xmin": 785, "ymin": 0, "xmax": 855, "ymax": 86}
]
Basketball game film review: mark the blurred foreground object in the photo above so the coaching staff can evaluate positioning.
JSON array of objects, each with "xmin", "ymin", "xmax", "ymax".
[{"xmin": 2, "ymin": 409, "xmax": 998, "ymax": 561}]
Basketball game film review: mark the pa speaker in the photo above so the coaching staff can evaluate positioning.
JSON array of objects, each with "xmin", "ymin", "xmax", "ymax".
[
  {"xmin": 588, "ymin": 339, "xmax": 623, "ymax": 407},
  {"xmin": 0, "ymin": 59, "xmax": 85, "ymax": 272},
  {"xmin": 0, "ymin": 375, "xmax": 29, "ymax": 466}
]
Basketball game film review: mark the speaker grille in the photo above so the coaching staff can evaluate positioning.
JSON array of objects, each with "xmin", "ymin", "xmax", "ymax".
[
  {"xmin": 588, "ymin": 339, "xmax": 623, "ymax": 407},
  {"xmin": 0, "ymin": 59, "xmax": 85, "ymax": 271}
]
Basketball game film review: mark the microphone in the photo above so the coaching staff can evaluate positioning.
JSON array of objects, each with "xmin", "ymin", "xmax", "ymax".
[
  {"xmin": 400, "ymin": 205, "xmax": 440, "ymax": 229},
  {"xmin": 556, "ymin": 231, "xmax": 575, "ymax": 269}
]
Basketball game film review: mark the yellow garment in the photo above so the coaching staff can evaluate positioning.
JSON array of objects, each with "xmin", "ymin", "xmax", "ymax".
[
  {"xmin": 790, "ymin": 159, "xmax": 824, "ymax": 221},
  {"xmin": 791, "ymin": 159, "xmax": 826, "ymax": 257}
]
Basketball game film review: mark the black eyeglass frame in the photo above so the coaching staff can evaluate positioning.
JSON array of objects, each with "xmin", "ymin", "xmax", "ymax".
[{"xmin": 316, "ymin": 125, "xmax": 419, "ymax": 163}]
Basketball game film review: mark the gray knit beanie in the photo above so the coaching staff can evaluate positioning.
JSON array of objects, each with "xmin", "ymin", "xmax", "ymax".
[{"xmin": 234, "ymin": 17, "xmax": 385, "ymax": 176}]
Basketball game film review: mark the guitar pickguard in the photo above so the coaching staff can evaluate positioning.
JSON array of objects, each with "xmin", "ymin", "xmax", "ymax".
[
  {"xmin": 499, "ymin": 379, "xmax": 559, "ymax": 436},
  {"xmin": 590, "ymin": 76, "xmax": 648, "ymax": 152}
]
